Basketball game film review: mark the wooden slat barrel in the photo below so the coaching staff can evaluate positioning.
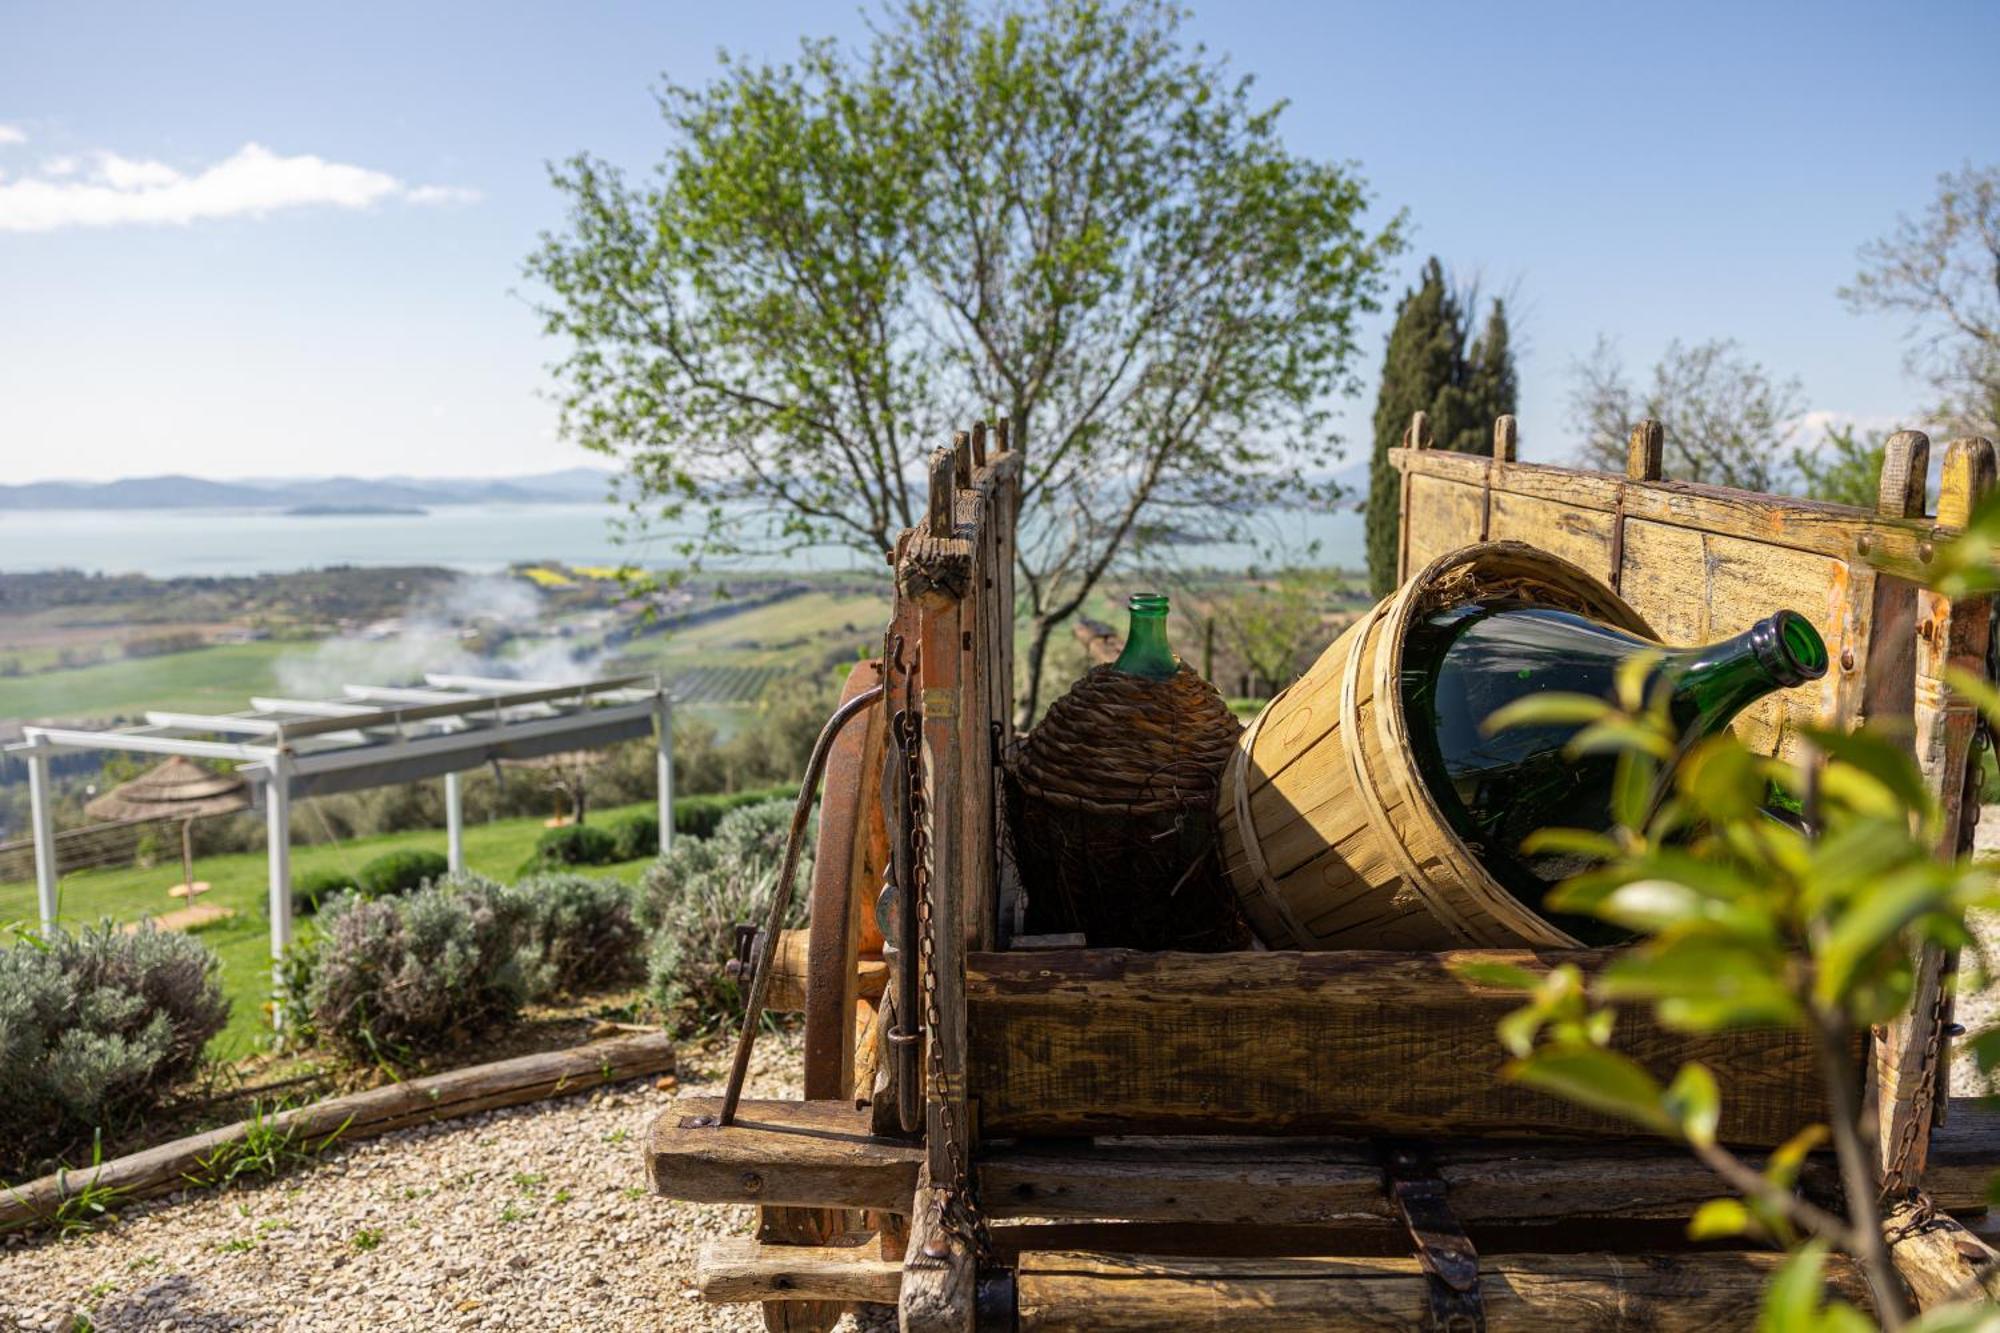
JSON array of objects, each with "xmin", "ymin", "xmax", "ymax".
[{"xmin": 1215, "ymin": 542, "xmax": 1658, "ymax": 950}]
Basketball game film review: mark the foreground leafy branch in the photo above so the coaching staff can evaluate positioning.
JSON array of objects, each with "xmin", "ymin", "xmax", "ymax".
[{"xmin": 1458, "ymin": 640, "xmax": 2000, "ymax": 1329}]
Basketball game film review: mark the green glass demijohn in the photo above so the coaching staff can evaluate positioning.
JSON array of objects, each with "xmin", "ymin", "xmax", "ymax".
[
  {"xmin": 1112, "ymin": 593, "xmax": 1179, "ymax": 681},
  {"xmin": 1400, "ymin": 604, "xmax": 1828, "ymax": 944}
]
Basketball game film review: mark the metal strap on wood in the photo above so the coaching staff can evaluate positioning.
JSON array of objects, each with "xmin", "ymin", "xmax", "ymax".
[{"xmin": 1383, "ymin": 1143, "xmax": 1485, "ymax": 1332}]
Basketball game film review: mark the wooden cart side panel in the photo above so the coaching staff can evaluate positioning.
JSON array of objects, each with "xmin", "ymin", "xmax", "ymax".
[
  {"xmin": 1879, "ymin": 435, "xmax": 1997, "ymax": 1190},
  {"xmin": 965, "ymin": 949, "xmax": 1838, "ymax": 1146}
]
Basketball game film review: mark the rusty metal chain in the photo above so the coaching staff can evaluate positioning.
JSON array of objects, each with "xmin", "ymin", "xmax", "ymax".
[
  {"xmin": 907, "ymin": 669, "xmax": 992, "ymax": 1263},
  {"xmin": 1883, "ymin": 966, "xmax": 1951, "ymax": 1197}
]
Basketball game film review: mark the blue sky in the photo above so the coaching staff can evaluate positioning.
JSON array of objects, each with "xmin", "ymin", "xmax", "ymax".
[{"xmin": 1, "ymin": 1, "xmax": 1995, "ymax": 482}]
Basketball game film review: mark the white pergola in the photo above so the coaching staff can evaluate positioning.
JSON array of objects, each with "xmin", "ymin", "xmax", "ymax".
[{"xmin": 6, "ymin": 672, "xmax": 673, "ymax": 994}]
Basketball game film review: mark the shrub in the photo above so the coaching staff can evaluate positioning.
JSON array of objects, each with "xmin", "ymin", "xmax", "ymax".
[
  {"xmin": 291, "ymin": 878, "xmax": 546, "ymax": 1064},
  {"xmin": 636, "ymin": 800, "xmax": 813, "ymax": 1032},
  {"xmin": 525, "ymin": 823, "xmax": 618, "ymax": 875},
  {"xmin": 609, "ymin": 812, "xmax": 659, "ymax": 862},
  {"xmin": 356, "ymin": 849, "xmax": 449, "ymax": 899},
  {"xmin": 290, "ymin": 866, "xmax": 357, "ymax": 917},
  {"xmin": 515, "ymin": 873, "xmax": 644, "ymax": 993},
  {"xmin": 0, "ymin": 923, "xmax": 229, "ymax": 1177},
  {"xmin": 672, "ymin": 785, "xmax": 798, "ymax": 840}
]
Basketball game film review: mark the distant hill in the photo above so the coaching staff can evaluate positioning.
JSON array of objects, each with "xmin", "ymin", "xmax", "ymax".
[{"xmin": 0, "ymin": 467, "xmax": 621, "ymax": 511}]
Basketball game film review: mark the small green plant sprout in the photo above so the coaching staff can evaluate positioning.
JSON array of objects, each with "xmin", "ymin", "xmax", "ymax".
[
  {"xmin": 186, "ymin": 1103, "xmax": 351, "ymax": 1189},
  {"xmin": 216, "ymin": 1237, "xmax": 255, "ymax": 1253},
  {"xmin": 34, "ymin": 1132, "xmax": 129, "ymax": 1240},
  {"xmin": 1460, "ymin": 631, "xmax": 2000, "ymax": 1329},
  {"xmin": 500, "ymin": 1203, "xmax": 523, "ymax": 1224},
  {"xmin": 350, "ymin": 1227, "xmax": 384, "ymax": 1251}
]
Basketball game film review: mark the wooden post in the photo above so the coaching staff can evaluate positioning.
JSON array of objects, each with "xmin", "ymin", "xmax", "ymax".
[
  {"xmin": 1884, "ymin": 1192, "xmax": 2000, "ymax": 1310},
  {"xmin": 900, "ymin": 1165, "xmax": 975, "ymax": 1332},
  {"xmin": 995, "ymin": 416, "xmax": 1012, "ymax": 457},
  {"xmin": 1396, "ymin": 411, "xmax": 1432, "ymax": 583},
  {"xmin": 1877, "ymin": 430, "xmax": 1931, "ymax": 519},
  {"xmin": 928, "ymin": 448, "xmax": 955, "ymax": 538},
  {"xmin": 952, "ymin": 431, "xmax": 972, "ymax": 490},
  {"xmin": 1492, "ymin": 415, "xmax": 1518, "ymax": 463},
  {"xmin": 971, "ymin": 420, "xmax": 988, "ymax": 470},
  {"xmin": 1627, "ymin": 419, "xmax": 1664, "ymax": 481},
  {"xmin": 1880, "ymin": 435, "xmax": 1996, "ymax": 1191}
]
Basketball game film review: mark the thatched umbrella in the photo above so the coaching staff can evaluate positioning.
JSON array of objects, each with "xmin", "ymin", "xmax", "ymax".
[{"xmin": 86, "ymin": 756, "xmax": 250, "ymax": 897}]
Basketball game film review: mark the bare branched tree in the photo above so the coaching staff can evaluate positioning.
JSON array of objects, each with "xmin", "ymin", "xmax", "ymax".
[
  {"xmin": 1840, "ymin": 162, "xmax": 2000, "ymax": 438},
  {"xmin": 1567, "ymin": 337, "xmax": 1803, "ymax": 491}
]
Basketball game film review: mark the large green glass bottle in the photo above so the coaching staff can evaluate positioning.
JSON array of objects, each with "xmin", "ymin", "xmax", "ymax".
[
  {"xmin": 1112, "ymin": 593, "xmax": 1179, "ymax": 680},
  {"xmin": 1400, "ymin": 604, "xmax": 1827, "ymax": 943}
]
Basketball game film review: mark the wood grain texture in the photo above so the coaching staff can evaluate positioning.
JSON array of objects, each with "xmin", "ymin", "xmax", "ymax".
[
  {"xmin": 966, "ymin": 949, "xmax": 1838, "ymax": 1145},
  {"xmin": 699, "ymin": 1237, "xmax": 903, "ymax": 1305},
  {"xmin": 650, "ymin": 1097, "xmax": 920, "ymax": 1212},
  {"xmin": 1883, "ymin": 1192, "xmax": 2000, "ymax": 1311},
  {"xmin": 1, "ymin": 1034, "xmax": 674, "ymax": 1232},
  {"xmin": 1882, "ymin": 436, "xmax": 1998, "ymax": 1191},
  {"xmin": 1013, "ymin": 1249, "xmax": 1871, "ymax": 1332},
  {"xmin": 900, "ymin": 1166, "xmax": 976, "ymax": 1333},
  {"xmin": 1218, "ymin": 544, "xmax": 1653, "ymax": 950},
  {"xmin": 1627, "ymin": 419, "xmax": 1664, "ymax": 481}
]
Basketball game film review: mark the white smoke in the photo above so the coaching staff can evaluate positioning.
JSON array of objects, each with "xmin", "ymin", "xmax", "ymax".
[{"xmin": 273, "ymin": 573, "xmax": 613, "ymax": 698}]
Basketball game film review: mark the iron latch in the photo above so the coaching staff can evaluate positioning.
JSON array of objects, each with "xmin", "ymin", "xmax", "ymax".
[{"xmin": 1382, "ymin": 1143, "xmax": 1485, "ymax": 1332}]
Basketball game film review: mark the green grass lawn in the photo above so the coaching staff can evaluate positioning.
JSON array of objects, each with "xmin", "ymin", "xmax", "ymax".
[
  {"xmin": 0, "ymin": 800, "xmax": 664, "ymax": 1060},
  {"xmin": 0, "ymin": 641, "xmax": 296, "ymax": 722}
]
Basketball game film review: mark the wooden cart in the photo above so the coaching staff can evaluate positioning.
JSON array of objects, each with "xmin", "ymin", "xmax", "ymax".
[{"xmin": 651, "ymin": 414, "xmax": 2000, "ymax": 1329}]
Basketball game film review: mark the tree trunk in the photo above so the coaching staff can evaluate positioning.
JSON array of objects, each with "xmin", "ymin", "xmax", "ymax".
[{"xmin": 1019, "ymin": 615, "xmax": 1058, "ymax": 731}]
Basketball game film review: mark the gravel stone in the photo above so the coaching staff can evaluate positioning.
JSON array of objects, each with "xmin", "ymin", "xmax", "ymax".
[{"xmin": 0, "ymin": 1030, "xmax": 889, "ymax": 1332}]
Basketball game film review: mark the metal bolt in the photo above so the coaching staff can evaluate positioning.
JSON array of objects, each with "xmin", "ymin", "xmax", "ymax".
[
  {"xmin": 1919, "ymin": 540, "xmax": 1935, "ymax": 563},
  {"xmin": 1857, "ymin": 533, "xmax": 1875, "ymax": 555},
  {"xmin": 1840, "ymin": 648, "xmax": 1856, "ymax": 671},
  {"xmin": 740, "ymin": 1171, "xmax": 763, "ymax": 1195}
]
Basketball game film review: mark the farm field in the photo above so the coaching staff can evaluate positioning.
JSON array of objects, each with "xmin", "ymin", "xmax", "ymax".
[
  {"xmin": 0, "ymin": 640, "xmax": 296, "ymax": 724},
  {"xmin": 0, "ymin": 799, "xmax": 665, "ymax": 1058},
  {"xmin": 618, "ymin": 587, "xmax": 889, "ymax": 704}
]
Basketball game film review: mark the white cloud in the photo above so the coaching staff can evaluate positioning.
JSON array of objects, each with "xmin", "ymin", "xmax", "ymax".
[
  {"xmin": 41, "ymin": 155, "xmax": 77, "ymax": 177},
  {"xmin": 0, "ymin": 141, "xmax": 479, "ymax": 232},
  {"xmin": 0, "ymin": 124, "xmax": 26, "ymax": 146}
]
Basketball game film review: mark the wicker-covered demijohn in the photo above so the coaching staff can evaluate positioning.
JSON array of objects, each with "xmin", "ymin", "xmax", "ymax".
[{"xmin": 1005, "ymin": 663, "xmax": 1251, "ymax": 950}]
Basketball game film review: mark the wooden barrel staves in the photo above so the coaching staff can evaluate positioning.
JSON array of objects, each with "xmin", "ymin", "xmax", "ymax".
[{"xmin": 1215, "ymin": 542, "xmax": 1659, "ymax": 950}]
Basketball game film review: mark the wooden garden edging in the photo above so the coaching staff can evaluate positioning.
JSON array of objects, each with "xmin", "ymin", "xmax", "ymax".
[{"xmin": 0, "ymin": 1031, "xmax": 674, "ymax": 1233}]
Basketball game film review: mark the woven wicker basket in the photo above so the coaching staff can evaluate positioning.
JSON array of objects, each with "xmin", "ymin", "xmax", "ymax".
[{"xmin": 1005, "ymin": 663, "xmax": 1250, "ymax": 950}]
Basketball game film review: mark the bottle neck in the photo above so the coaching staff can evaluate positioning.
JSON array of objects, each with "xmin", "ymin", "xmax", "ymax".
[
  {"xmin": 1662, "ymin": 611, "xmax": 1827, "ymax": 737},
  {"xmin": 1113, "ymin": 594, "xmax": 1178, "ymax": 681}
]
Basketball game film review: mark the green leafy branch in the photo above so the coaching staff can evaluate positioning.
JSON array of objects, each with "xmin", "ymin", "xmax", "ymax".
[{"xmin": 1458, "ymin": 647, "xmax": 2000, "ymax": 1329}]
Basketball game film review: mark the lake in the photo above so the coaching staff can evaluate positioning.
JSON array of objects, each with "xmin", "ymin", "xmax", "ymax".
[{"xmin": 0, "ymin": 502, "xmax": 1366, "ymax": 578}]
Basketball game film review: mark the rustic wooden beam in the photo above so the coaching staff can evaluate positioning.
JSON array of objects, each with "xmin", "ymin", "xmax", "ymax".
[
  {"xmin": 2, "ymin": 1034, "xmax": 674, "ymax": 1233},
  {"xmin": 1492, "ymin": 414, "xmax": 1518, "ymax": 463},
  {"xmin": 901, "ymin": 1166, "xmax": 976, "ymax": 1332},
  {"xmin": 1884, "ymin": 1192, "xmax": 2000, "ymax": 1311},
  {"xmin": 1627, "ymin": 418, "xmax": 1664, "ymax": 481},
  {"xmin": 698, "ymin": 1237, "xmax": 902, "ymax": 1305},
  {"xmin": 1882, "ymin": 436, "xmax": 1997, "ymax": 1191},
  {"xmin": 1876, "ymin": 429, "xmax": 1931, "ymax": 519},
  {"xmin": 650, "ymin": 1097, "xmax": 920, "ymax": 1212},
  {"xmin": 1390, "ymin": 445, "xmax": 1941, "ymax": 568},
  {"xmin": 978, "ymin": 1136, "xmax": 1842, "ymax": 1226},
  {"xmin": 967, "ymin": 949, "xmax": 1837, "ymax": 1145},
  {"xmin": 1011, "ymin": 1249, "xmax": 1872, "ymax": 1332}
]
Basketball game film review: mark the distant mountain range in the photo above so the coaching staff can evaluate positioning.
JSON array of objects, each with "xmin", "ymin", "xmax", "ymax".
[{"xmin": 0, "ymin": 467, "xmax": 620, "ymax": 511}]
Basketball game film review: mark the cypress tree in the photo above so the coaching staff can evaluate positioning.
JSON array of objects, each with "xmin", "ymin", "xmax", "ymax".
[{"xmin": 1362, "ymin": 263, "xmax": 1517, "ymax": 596}]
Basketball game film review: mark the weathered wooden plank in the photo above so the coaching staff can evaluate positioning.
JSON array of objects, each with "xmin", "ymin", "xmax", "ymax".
[
  {"xmin": 966, "ymin": 950, "xmax": 1836, "ymax": 1144},
  {"xmin": 1391, "ymin": 445, "xmax": 1939, "ymax": 568},
  {"xmin": 650, "ymin": 1097, "xmax": 920, "ymax": 1212},
  {"xmin": 698, "ymin": 1237, "xmax": 903, "ymax": 1305},
  {"xmin": 1884, "ymin": 1192, "xmax": 2000, "ymax": 1311},
  {"xmin": 919, "ymin": 580, "xmax": 969, "ymax": 1185},
  {"xmin": 978, "ymin": 1136, "xmax": 1843, "ymax": 1225},
  {"xmin": 1013, "ymin": 1249, "xmax": 1872, "ymax": 1332},
  {"xmin": 1, "ymin": 1033, "xmax": 674, "ymax": 1232},
  {"xmin": 1402, "ymin": 475, "xmax": 1487, "ymax": 575},
  {"xmin": 1882, "ymin": 437, "xmax": 1997, "ymax": 1191},
  {"xmin": 759, "ymin": 928, "xmax": 886, "ymax": 1014},
  {"xmin": 901, "ymin": 1166, "xmax": 976, "ymax": 1333}
]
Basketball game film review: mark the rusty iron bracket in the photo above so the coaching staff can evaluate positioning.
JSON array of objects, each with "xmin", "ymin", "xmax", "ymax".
[
  {"xmin": 723, "ymin": 924, "xmax": 761, "ymax": 981},
  {"xmin": 1382, "ymin": 1143, "xmax": 1485, "ymax": 1333}
]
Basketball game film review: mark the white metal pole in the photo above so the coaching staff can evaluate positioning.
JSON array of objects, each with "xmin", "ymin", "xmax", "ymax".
[
  {"xmin": 656, "ymin": 692, "xmax": 674, "ymax": 855},
  {"xmin": 26, "ymin": 742, "xmax": 58, "ymax": 934},
  {"xmin": 444, "ymin": 770, "xmax": 465, "ymax": 875},
  {"xmin": 265, "ymin": 753, "xmax": 293, "ymax": 1020}
]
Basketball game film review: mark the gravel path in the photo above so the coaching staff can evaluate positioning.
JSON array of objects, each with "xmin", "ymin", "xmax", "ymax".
[{"xmin": 0, "ymin": 1029, "xmax": 884, "ymax": 1333}]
